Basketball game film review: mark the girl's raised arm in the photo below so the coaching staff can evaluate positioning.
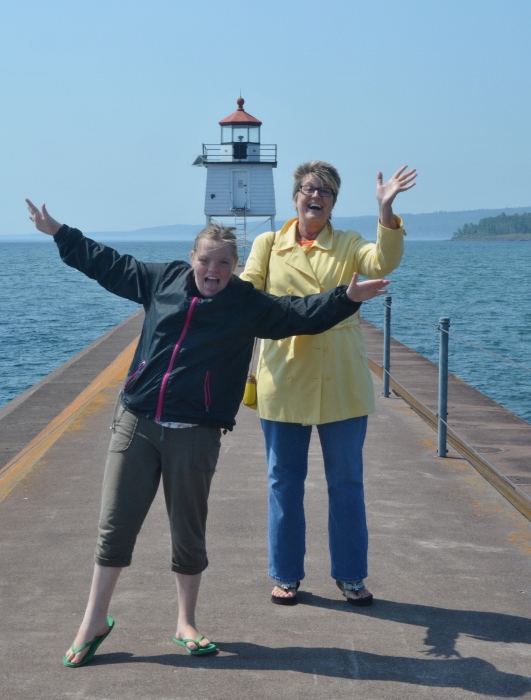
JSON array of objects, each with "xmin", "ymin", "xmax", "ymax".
[{"xmin": 26, "ymin": 199, "xmax": 62, "ymax": 236}]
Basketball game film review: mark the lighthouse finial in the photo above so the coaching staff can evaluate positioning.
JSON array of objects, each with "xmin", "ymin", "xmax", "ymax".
[{"xmin": 237, "ymin": 95, "xmax": 244, "ymax": 110}]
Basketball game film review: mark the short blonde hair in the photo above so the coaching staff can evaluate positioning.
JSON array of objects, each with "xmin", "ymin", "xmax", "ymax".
[
  {"xmin": 194, "ymin": 222, "xmax": 238, "ymax": 263},
  {"xmin": 292, "ymin": 160, "xmax": 341, "ymax": 204}
]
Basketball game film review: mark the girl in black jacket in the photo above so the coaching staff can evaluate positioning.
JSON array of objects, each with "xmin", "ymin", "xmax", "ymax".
[{"xmin": 26, "ymin": 199, "xmax": 389, "ymax": 666}]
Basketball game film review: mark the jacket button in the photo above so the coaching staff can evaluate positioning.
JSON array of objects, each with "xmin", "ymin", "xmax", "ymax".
[
  {"xmin": 287, "ymin": 376, "xmax": 293, "ymax": 381},
  {"xmin": 287, "ymin": 287, "xmax": 293, "ymax": 294},
  {"xmin": 325, "ymin": 376, "xmax": 331, "ymax": 381}
]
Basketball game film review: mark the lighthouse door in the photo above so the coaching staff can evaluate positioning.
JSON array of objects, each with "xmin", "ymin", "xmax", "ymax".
[{"xmin": 232, "ymin": 170, "xmax": 248, "ymax": 210}]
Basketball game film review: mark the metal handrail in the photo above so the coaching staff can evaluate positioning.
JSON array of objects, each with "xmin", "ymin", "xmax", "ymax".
[
  {"xmin": 368, "ymin": 355, "xmax": 531, "ymax": 521},
  {"xmin": 387, "ymin": 304, "xmax": 531, "ymax": 372},
  {"xmin": 373, "ymin": 299, "xmax": 530, "ymax": 520}
]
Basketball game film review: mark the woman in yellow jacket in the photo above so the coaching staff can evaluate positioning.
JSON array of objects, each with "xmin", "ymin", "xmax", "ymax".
[{"xmin": 241, "ymin": 160, "xmax": 416, "ymax": 606}]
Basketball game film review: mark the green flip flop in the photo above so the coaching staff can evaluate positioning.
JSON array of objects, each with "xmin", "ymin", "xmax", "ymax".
[
  {"xmin": 173, "ymin": 634, "xmax": 217, "ymax": 655},
  {"xmin": 63, "ymin": 616, "xmax": 115, "ymax": 668}
]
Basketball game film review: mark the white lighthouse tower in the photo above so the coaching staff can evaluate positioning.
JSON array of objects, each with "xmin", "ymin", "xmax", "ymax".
[{"xmin": 193, "ymin": 97, "xmax": 277, "ymax": 264}]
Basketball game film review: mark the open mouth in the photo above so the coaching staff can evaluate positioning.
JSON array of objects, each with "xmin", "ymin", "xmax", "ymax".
[
  {"xmin": 308, "ymin": 203, "xmax": 323, "ymax": 211},
  {"xmin": 204, "ymin": 276, "xmax": 220, "ymax": 288}
]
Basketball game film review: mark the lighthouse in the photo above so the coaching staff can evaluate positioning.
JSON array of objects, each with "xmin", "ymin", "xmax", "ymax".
[{"xmin": 193, "ymin": 97, "xmax": 277, "ymax": 264}]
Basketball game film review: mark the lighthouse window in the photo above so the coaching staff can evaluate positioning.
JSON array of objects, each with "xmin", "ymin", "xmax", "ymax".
[
  {"xmin": 233, "ymin": 127, "xmax": 248, "ymax": 142},
  {"xmin": 248, "ymin": 127, "xmax": 260, "ymax": 143},
  {"xmin": 221, "ymin": 126, "xmax": 233, "ymax": 143}
]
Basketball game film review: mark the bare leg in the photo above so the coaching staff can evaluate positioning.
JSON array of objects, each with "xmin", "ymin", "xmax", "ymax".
[
  {"xmin": 64, "ymin": 564, "xmax": 122, "ymax": 664},
  {"xmin": 174, "ymin": 572, "xmax": 211, "ymax": 651}
]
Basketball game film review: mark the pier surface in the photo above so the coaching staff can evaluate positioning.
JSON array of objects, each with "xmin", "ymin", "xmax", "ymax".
[{"xmin": 0, "ymin": 313, "xmax": 530, "ymax": 700}]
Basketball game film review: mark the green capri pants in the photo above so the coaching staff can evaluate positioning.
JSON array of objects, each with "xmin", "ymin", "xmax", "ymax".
[{"xmin": 95, "ymin": 405, "xmax": 221, "ymax": 575}]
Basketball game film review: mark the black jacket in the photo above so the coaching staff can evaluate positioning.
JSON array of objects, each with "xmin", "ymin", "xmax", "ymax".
[{"xmin": 54, "ymin": 226, "xmax": 361, "ymax": 429}]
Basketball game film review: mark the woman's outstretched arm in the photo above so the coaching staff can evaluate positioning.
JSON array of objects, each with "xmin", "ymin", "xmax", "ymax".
[{"xmin": 376, "ymin": 166, "xmax": 417, "ymax": 229}]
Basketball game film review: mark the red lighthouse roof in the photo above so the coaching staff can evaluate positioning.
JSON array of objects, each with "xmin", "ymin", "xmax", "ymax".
[{"xmin": 219, "ymin": 97, "xmax": 262, "ymax": 126}]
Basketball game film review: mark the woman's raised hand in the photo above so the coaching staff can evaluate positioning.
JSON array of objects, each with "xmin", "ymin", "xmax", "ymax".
[
  {"xmin": 376, "ymin": 166, "xmax": 417, "ymax": 229},
  {"xmin": 346, "ymin": 272, "xmax": 390, "ymax": 303},
  {"xmin": 25, "ymin": 199, "xmax": 62, "ymax": 236}
]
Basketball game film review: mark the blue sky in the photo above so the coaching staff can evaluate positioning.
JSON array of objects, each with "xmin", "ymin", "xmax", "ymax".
[{"xmin": 2, "ymin": 0, "xmax": 530, "ymax": 235}]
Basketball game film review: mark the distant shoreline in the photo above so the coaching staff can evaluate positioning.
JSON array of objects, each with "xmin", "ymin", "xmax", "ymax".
[
  {"xmin": 451, "ymin": 235, "xmax": 531, "ymax": 241},
  {"xmin": 5, "ymin": 204, "xmax": 531, "ymax": 242}
]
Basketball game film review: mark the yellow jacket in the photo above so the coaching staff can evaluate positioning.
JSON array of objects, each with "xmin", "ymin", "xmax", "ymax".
[{"xmin": 240, "ymin": 217, "xmax": 406, "ymax": 424}]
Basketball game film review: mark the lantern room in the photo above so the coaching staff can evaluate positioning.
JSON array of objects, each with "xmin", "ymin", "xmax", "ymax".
[{"xmin": 218, "ymin": 97, "xmax": 262, "ymax": 162}]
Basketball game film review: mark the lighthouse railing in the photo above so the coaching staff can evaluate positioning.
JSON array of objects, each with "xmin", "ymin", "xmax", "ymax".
[{"xmin": 201, "ymin": 144, "xmax": 277, "ymax": 164}]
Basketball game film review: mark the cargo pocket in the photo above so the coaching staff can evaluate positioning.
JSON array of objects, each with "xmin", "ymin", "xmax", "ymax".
[{"xmin": 109, "ymin": 405, "xmax": 139, "ymax": 453}]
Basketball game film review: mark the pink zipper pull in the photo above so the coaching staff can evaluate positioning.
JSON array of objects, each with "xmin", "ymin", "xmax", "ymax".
[{"xmin": 204, "ymin": 371, "xmax": 211, "ymax": 413}]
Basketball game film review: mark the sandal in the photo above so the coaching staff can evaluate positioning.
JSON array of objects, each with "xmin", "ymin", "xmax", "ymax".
[
  {"xmin": 173, "ymin": 635, "xmax": 217, "ymax": 656},
  {"xmin": 63, "ymin": 616, "xmax": 115, "ymax": 667},
  {"xmin": 271, "ymin": 581, "xmax": 300, "ymax": 606},
  {"xmin": 336, "ymin": 580, "xmax": 373, "ymax": 607}
]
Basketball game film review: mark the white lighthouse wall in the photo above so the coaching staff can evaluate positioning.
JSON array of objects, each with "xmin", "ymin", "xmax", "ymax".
[
  {"xmin": 218, "ymin": 144, "xmax": 259, "ymax": 162},
  {"xmin": 204, "ymin": 164, "xmax": 276, "ymax": 217},
  {"xmin": 246, "ymin": 144, "xmax": 260, "ymax": 162}
]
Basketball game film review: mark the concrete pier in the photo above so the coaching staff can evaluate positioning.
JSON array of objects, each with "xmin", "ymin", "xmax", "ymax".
[{"xmin": 0, "ymin": 314, "xmax": 529, "ymax": 700}]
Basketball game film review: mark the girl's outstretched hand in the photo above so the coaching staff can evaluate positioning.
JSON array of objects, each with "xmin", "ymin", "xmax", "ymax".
[
  {"xmin": 25, "ymin": 199, "xmax": 62, "ymax": 236},
  {"xmin": 347, "ymin": 272, "xmax": 390, "ymax": 302}
]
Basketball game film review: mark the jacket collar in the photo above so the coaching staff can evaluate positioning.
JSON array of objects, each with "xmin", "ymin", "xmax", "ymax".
[
  {"xmin": 272, "ymin": 218, "xmax": 334, "ymax": 284},
  {"xmin": 273, "ymin": 218, "xmax": 334, "ymax": 251}
]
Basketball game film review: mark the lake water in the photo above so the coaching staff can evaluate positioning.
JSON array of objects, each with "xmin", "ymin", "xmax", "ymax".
[{"xmin": 1, "ymin": 238, "xmax": 529, "ymax": 422}]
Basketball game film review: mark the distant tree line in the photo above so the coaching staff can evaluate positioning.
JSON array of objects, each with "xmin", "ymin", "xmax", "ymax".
[{"xmin": 452, "ymin": 212, "xmax": 531, "ymax": 240}]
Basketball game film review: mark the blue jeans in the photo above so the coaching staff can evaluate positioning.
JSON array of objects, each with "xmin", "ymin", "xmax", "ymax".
[{"xmin": 261, "ymin": 416, "xmax": 368, "ymax": 583}]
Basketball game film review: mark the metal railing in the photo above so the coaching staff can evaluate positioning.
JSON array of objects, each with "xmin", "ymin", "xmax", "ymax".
[
  {"xmin": 375, "ymin": 297, "xmax": 531, "ymax": 520},
  {"xmin": 199, "ymin": 144, "xmax": 277, "ymax": 164}
]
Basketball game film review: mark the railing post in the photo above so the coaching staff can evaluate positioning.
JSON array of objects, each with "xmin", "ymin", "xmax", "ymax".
[
  {"xmin": 438, "ymin": 317, "xmax": 450, "ymax": 457},
  {"xmin": 383, "ymin": 296, "xmax": 392, "ymax": 397}
]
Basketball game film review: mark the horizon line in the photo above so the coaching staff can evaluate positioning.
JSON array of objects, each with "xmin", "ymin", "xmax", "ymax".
[{"xmin": 4, "ymin": 204, "xmax": 531, "ymax": 238}]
